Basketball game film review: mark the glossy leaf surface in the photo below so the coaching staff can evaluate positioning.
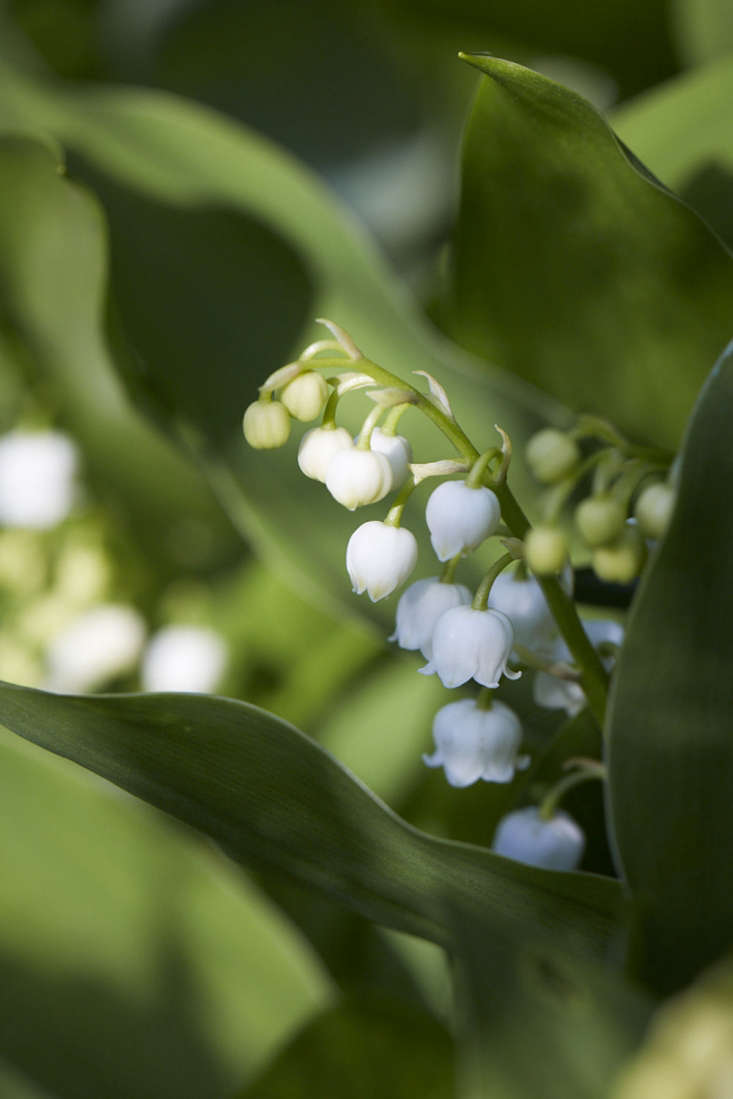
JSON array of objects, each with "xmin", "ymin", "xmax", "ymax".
[
  {"xmin": 606, "ymin": 342, "xmax": 733, "ymax": 993},
  {"xmin": 450, "ymin": 55, "xmax": 733, "ymax": 450}
]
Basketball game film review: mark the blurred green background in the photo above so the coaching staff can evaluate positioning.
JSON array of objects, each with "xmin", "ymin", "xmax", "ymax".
[{"xmin": 0, "ymin": 0, "xmax": 732, "ymax": 1094}]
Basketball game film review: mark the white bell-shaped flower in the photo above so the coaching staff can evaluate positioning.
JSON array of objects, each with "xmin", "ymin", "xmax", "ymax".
[
  {"xmin": 346, "ymin": 521, "xmax": 418, "ymax": 602},
  {"xmin": 488, "ymin": 569, "xmax": 555, "ymax": 653},
  {"xmin": 369, "ymin": 428, "xmax": 412, "ymax": 489},
  {"xmin": 297, "ymin": 425, "xmax": 353, "ymax": 482},
  {"xmin": 0, "ymin": 430, "xmax": 78, "ymax": 529},
  {"xmin": 141, "ymin": 625, "xmax": 228, "ymax": 693},
  {"xmin": 423, "ymin": 698, "xmax": 528, "ymax": 786},
  {"xmin": 492, "ymin": 807, "xmax": 585, "ymax": 871},
  {"xmin": 390, "ymin": 577, "xmax": 472, "ymax": 660},
  {"xmin": 533, "ymin": 617, "xmax": 624, "ymax": 717},
  {"xmin": 420, "ymin": 606, "xmax": 520, "ymax": 689},
  {"xmin": 326, "ymin": 448, "xmax": 393, "ymax": 510},
  {"xmin": 425, "ymin": 480, "xmax": 501, "ymax": 561}
]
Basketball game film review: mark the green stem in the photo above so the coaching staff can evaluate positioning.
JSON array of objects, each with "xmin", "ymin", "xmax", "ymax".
[
  {"xmin": 321, "ymin": 389, "xmax": 340, "ymax": 427},
  {"xmin": 476, "ymin": 686, "xmax": 494, "ymax": 710},
  {"xmin": 539, "ymin": 762, "xmax": 606, "ymax": 820},
  {"xmin": 382, "ymin": 403, "xmax": 411, "ymax": 436},
  {"xmin": 472, "ymin": 553, "xmax": 514, "ymax": 611},
  {"xmin": 440, "ymin": 554, "xmax": 462, "ymax": 584},
  {"xmin": 356, "ymin": 404, "xmax": 383, "ymax": 449},
  {"xmin": 384, "ymin": 477, "xmax": 416, "ymax": 527}
]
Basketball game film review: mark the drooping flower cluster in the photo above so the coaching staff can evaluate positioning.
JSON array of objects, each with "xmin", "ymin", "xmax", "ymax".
[{"xmin": 241, "ymin": 320, "xmax": 667, "ymax": 871}]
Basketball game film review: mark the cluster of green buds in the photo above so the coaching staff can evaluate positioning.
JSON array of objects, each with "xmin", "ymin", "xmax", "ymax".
[
  {"xmin": 242, "ymin": 321, "xmax": 660, "ymax": 871},
  {"xmin": 523, "ymin": 420, "xmax": 676, "ymax": 584}
]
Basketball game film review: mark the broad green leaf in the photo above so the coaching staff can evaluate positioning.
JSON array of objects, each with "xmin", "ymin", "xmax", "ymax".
[
  {"xmin": 612, "ymin": 55, "xmax": 733, "ymax": 248},
  {"xmin": 0, "ymin": 683, "xmax": 623, "ymax": 958},
  {"xmin": 448, "ymin": 897, "xmax": 649, "ymax": 1099},
  {"xmin": 606, "ymin": 341, "xmax": 733, "ymax": 993},
  {"xmin": 0, "ymin": 63, "xmax": 565, "ymax": 622},
  {"xmin": 449, "ymin": 55, "xmax": 733, "ymax": 450},
  {"xmin": 239, "ymin": 991, "xmax": 454, "ymax": 1099},
  {"xmin": 0, "ymin": 727, "xmax": 330, "ymax": 1098}
]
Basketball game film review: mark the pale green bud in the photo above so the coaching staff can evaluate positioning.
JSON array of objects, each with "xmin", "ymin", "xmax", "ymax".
[
  {"xmin": 280, "ymin": 371, "xmax": 329, "ymax": 422},
  {"xmin": 634, "ymin": 482, "xmax": 675, "ymax": 540},
  {"xmin": 525, "ymin": 429, "xmax": 579, "ymax": 484},
  {"xmin": 592, "ymin": 524, "xmax": 646, "ymax": 584},
  {"xmin": 525, "ymin": 525, "xmax": 567, "ymax": 575},
  {"xmin": 575, "ymin": 494, "xmax": 626, "ymax": 547},
  {"xmin": 243, "ymin": 400, "xmax": 290, "ymax": 449}
]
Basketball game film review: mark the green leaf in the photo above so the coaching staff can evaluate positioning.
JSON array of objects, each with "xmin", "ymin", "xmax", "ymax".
[
  {"xmin": 447, "ymin": 896, "xmax": 649, "ymax": 1099},
  {"xmin": 0, "ymin": 62, "xmax": 565, "ymax": 622},
  {"xmin": 0, "ymin": 683, "xmax": 622, "ymax": 957},
  {"xmin": 612, "ymin": 56, "xmax": 733, "ymax": 249},
  {"xmin": 449, "ymin": 55, "xmax": 733, "ymax": 450},
  {"xmin": 606, "ymin": 341, "xmax": 733, "ymax": 994},
  {"xmin": 239, "ymin": 991, "xmax": 454, "ymax": 1099},
  {"xmin": 0, "ymin": 727, "xmax": 330, "ymax": 1098}
]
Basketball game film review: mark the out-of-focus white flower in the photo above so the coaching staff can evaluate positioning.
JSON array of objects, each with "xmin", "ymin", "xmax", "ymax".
[
  {"xmin": 45, "ymin": 603, "xmax": 146, "ymax": 693},
  {"xmin": 346, "ymin": 521, "xmax": 418, "ymax": 601},
  {"xmin": 326, "ymin": 448, "xmax": 393, "ymax": 510},
  {"xmin": 533, "ymin": 618, "xmax": 624, "ymax": 716},
  {"xmin": 423, "ymin": 697, "xmax": 528, "ymax": 786},
  {"xmin": 141, "ymin": 625, "xmax": 227, "ymax": 693},
  {"xmin": 0, "ymin": 430, "xmax": 78, "ymax": 529},
  {"xmin": 280, "ymin": 371, "xmax": 329, "ymax": 421},
  {"xmin": 420, "ymin": 606, "xmax": 520, "ymax": 689},
  {"xmin": 297, "ymin": 425, "xmax": 353, "ymax": 482},
  {"xmin": 391, "ymin": 577, "xmax": 472, "ymax": 660},
  {"xmin": 425, "ymin": 481, "xmax": 501, "ymax": 561},
  {"xmin": 369, "ymin": 428, "xmax": 412, "ymax": 489},
  {"xmin": 492, "ymin": 807, "xmax": 585, "ymax": 870},
  {"xmin": 242, "ymin": 399, "xmax": 290, "ymax": 449}
]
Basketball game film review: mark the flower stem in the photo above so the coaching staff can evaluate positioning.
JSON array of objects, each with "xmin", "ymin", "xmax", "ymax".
[
  {"xmin": 472, "ymin": 552, "xmax": 514, "ymax": 611},
  {"xmin": 539, "ymin": 760, "xmax": 606, "ymax": 820}
]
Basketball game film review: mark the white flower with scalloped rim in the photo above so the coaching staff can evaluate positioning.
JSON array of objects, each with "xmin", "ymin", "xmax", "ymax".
[
  {"xmin": 346, "ymin": 521, "xmax": 418, "ymax": 602},
  {"xmin": 369, "ymin": 427, "xmax": 412, "ymax": 489},
  {"xmin": 390, "ymin": 577, "xmax": 472, "ymax": 660},
  {"xmin": 492, "ymin": 807, "xmax": 585, "ymax": 870},
  {"xmin": 425, "ymin": 480, "xmax": 501, "ymax": 561},
  {"xmin": 420, "ymin": 606, "xmax": 520, "ymax": 688},
  {"xmin": 326, "ymin": 448, "xmax": 393, "ymax": 510},
  {"xmin": 297, "ymin": 425, "xmax": 353, "ymax": 482},
  {"xmin": 423, "ymin": 698, "xmax": 529, "ymax": 786}
]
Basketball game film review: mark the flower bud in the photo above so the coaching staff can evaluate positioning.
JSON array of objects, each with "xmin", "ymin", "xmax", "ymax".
[
  {"xmin": 423, "ymin": 698, "xmax": 528, "ymax": 786},
  {"xmin": 425, "ymin": 481, "xmax": 501, "ymax": 562},
  {"xmin": 280, "ymin": 371, "xmax": 329, "ymax": 421},
  {"xmin": 420, "ymin": 606, "xmax": 520, "ymax": 689},
  {"xmin": 592, "ymin": 523, "xmax": 646, "ymax": 583},
  {"xmin": 634, "ymin": 482, "xmax": 675, "ymax": 540},
  {"xmin": 492, "ymin": 807, "xmax": 585, "ymax": 870},
  {"xmin": 326, "ymin": 448, "xmax": 393, "ymax": 510},
  {"xmin": 575, "ymin": 494, "xmax": 626, "ymax": 547},
  {"xmin": 390, "ymin": 577, "xmax": 472, "ymax": 660},
  {"xmin": 525, "ymin": 525, "xmax": 567, "ymax": 575},
  {"xmin": 369, "ymin": 427, "xmax": 412, "ymax": 489},
  {"xmin": 297, "ymin": 425, "xmax": 353, "ymax": 482},
  {"xmin": 243, "ymin": 400, "xmax": 290, "ymax": 449},
  {"xmin": 525, "ymin": 429, "xmax": 579, "ymax": 483},
  {"xmin": 0, "ymin": 429, "xmax": 78, "ymax": 529},
  {"xmin": 346, "ymin": 520, "xmax": 418, "ymax": 601}
]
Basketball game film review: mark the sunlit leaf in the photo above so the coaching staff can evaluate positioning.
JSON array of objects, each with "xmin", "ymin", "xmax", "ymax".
[{"xmin": 449, "ymin": 55, "xmax": 733, "ymax": 450}]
